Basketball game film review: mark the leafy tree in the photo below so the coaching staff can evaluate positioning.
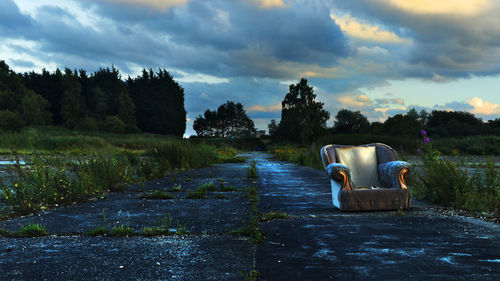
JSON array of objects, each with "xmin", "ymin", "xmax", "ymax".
[
  {"xmin": 427, "ymin": 110, "xmax": 484, "ymax": 137},
  {"xmin": 267, "ymin": 119, "xmax": 279, "ymax": 137},
  {"xmin": 277, "ymin": 78, "xmax": 329, "ymax": 143},
  {"xmin": 383, "ymin": 114, "xmax": 420, "ymax": 137},
  {"xmin": 128, "ymin": 69, "xmax": 186, "ymax": 136},
  {"xmin": 193, "ymin": 101, "xmax": 256, "ymax": 138},
  {"xmin": 21, "ymin": 91, "xmax": 51, "ymax": 126},
  {"xmin": 0, "ymin": 61, "xmax": 51, "ymax": 127},
  {"xmin": 333, "ymin": 109, "xmax": 370, "ymax": 134},
  {"xmin": 60, "ymin": 69, "xmax": 85, "ymax": 129},
  {"xmin": 0, "ymin": 110, "xmax": 24, "ymax": 131}
]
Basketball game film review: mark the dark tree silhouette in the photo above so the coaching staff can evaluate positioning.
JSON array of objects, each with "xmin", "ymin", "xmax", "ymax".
[
  {"xmin": 193, "ymin": 101, "xmax": 256, "ymax": 138},
  {"xmin": 128, "ymin": 69, "xmax": 186, "ymax": 136},
  {"xmin": 277, "ymin": 78, "xmax": 329, "ymax": 143},
  {"xmin": 333, "ymin": 109, "xmax": 370, "ymax": 134}
]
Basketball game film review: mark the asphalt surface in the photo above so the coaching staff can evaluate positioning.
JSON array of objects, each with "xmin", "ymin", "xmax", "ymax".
[{"xmin": 0, "ymin": 152, "xmax": 499, "ymax": 280}]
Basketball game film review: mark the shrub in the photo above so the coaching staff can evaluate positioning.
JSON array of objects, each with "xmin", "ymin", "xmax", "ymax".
[
  {"xmin": 103, "ymin": 116, "xmax": 126, "ymax": 134},
  {"xmin": 0, "ymin": 110, "xmax": 24, "ymax": 131}
]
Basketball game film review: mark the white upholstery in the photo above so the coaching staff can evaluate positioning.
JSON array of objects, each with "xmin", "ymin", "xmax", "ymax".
[{"xmin": 335, "ymin": 146, "xmax": 381, "ymax": 188}]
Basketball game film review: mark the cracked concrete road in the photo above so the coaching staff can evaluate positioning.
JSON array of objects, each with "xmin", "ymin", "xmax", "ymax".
[
  {"xmin": 0, "ymin": 152, "xmax": 499, "ymax": 280},
  {"xmin": 253, "ymin": 152, "xmax": 500, "ymax": 281}
]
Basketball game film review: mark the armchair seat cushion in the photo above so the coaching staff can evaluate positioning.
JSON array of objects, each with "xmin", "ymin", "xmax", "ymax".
[{"xmin": 339, "ymin": 188, "xmax": 411, "ymax": 211}]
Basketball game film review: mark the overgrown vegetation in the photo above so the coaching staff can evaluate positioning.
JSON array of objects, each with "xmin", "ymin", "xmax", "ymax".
[
  {"xmin": 412, "ymin": 131, "xmax": 500, "ymax": 217},
  {"xmin": 0, "ymin": 131, "xmax": 246, "ymax": 216}
]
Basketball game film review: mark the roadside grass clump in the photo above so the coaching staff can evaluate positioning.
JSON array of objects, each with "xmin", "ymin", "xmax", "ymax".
[
  {"xmin": 413, "ymin": 131, "xmax": 500, "ymax": 216},
  {"xmin": 171, "ymin": 184, "xmax": 182, "ymax": 192},
  {"xmin": 111, "ymin": 225, "xmax": 133, "ymax": 237},
  {"xmin": 143, "ymin": 215, "xmax": 187, "ymax": 236},
  {"xmin": 230, "ymin": 215, "xmax": 264, "ymax": 244},
  {"xmin": 246, "ymin": 161, "xmax": 258, "ymax": 179},
  {"xmin": 271, "ymin": 145, "xmax": 323, "ymax": 170},
  {"xmin": 0, "ymin": 228, "xmax": 12, "ymax": 236},
  {"xmin": 260, "ymin": 211, "xmax": 290, "ymax": 222},
  {"xmin": 217, "ymin": 147, "xmax": 247, "ymax": 163},
  {"xmin": 139, "ymin": 190, "xmax": 175, "ymax": 200},
  {"xmin": 0, "ymin": 153, "xmax": 138, "ymax": 214},
  {"xmin": 185, "ymin": 190, "xmax": 207, "ymax": 199},
  {"xmin": 0, "ymin": 155, "xmax": 78, "ymax": 213},
  {"xmin": 220, "ymin": 182, "xmax": 238, "ymax": 192},
  {"xmin": 185, "ymin": 182, "xmax": 217, "ymax": 199},
  {"xmin": 198, "ymin": 181, "xmax": 217, "ymax": 192},
  {"xmin": 78, "ymin": 154, "xmax": 134, "ymax": 192},
  {"xmin": 86, "ymin": 226, "xmax": 110, "ymax": 236},
  {"xmin": 17, "ymin": 223, "xmax": 48, "ymax": 237}
]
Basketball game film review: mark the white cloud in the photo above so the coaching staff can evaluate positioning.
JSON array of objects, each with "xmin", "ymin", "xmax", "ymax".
[
  {"xmin": 101, "ymin": 0, "xmax": 189, "ymax": 11},
  {"xmin": 331, "ymin": 13, "xmax": 410, "ymax": 44},
  {"xmin": 337, "ymin": 94, "xmax": 373, "ymax": 108},
  {"xmin": 249, "ymin": 0, "xmax": 288, "ymax": 9},
  {"xmin": 248, "ymin": 103, "xmax": 281, "ymax": 112},
  {"xmin": 386, "ymin": 0, "xmax": 490, "ymax": 16},
  {"xmin": 467, "ymin": 97, "xmax": 500, "ymax": 115}
]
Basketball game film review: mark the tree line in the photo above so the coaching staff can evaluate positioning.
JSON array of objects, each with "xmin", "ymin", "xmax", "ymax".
[
  {"xmin": 267, "ymin": 78, "xmax": 500, "ymax": 143},
  {"xmin": 0, "ymin": 61, "xmax": 186, "ymax": 137}
]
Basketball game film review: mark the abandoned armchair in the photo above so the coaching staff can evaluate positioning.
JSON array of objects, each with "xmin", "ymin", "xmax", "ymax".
[{"xmin": 320, "ymin": 143, "xmax": 411, "ymax": 211}]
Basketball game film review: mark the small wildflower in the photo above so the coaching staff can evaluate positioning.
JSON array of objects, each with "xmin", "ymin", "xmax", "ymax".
[
  {"xmin": 424, "ymin": 137, "xmax": 430, "ymax": 144},
  {"xmin": 417, "ymin": 148, "xmax": 422, "ymax": 155},
  {"xmin": 420, "ymin": 129, "xmax": 427, "ymax": 137}
]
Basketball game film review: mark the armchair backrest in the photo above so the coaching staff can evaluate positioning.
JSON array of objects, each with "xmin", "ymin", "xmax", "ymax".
[
  {"xmin": 320, "ymin": 143, "xmax": 398, "ymax": 167},
  {"xmin": 320, "ymin": 143, "xmax": 399, "ymax": 188}
]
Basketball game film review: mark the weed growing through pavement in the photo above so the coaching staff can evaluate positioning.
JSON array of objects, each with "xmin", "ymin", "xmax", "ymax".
[
  {"xmin": 17, "ymin": 223, "xmax": 48, "ymax": 237},
  {"xmin": 143, "ymin": 215, "xmax": 188, "ymax": 236},
  {"xmin": 240, "ymin": 269, "xmax": 261, "ymax": 281},
  {"xmin": 139, "ymin": 190, "xmax": 175, "ymax": 199},
  {"xmin": 246, "ymin": 161, "xmax": 258, "ymax": 179},
  {"xmin": 185, "ymin": 181, "xmax": 217, "ymax": 199},
  {"xmin": 219, "ymin": 182, "xmax": 238, "ymax": 192},
  {"xmin": 86, "ymin": 226, "xmax": 110, "ymax": 236},
  {"xmin": 231, "ymin": 186, "xmax": 264, "ymax": 244},
  {"xmin": 260, "ymin": 211, "xmax": 290, "ymax": 222},
  {"xmin": 111, "ymin": 225, "xmax": 133, "ymax": 237}
]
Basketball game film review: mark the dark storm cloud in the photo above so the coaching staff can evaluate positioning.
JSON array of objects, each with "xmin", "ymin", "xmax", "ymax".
[
  {"xmin": 82, "ymin": 0, "xmax": 349, "ymax": 78},
  {"xmin": 331, "ymin": 0, "xmax": 500, "ymax": 79},
  {"xmin": 0, "ymin": 0, "xmax": 33, "ymax": 34}
]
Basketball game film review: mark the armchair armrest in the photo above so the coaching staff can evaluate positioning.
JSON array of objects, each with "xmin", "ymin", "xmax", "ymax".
[
  {"xmin": 378, "ymin": 161, "xmax": 411, "ymax": 189},
  {"xmin": 325, "ymin": 163, "xmax": 352, "ymax": 191}
]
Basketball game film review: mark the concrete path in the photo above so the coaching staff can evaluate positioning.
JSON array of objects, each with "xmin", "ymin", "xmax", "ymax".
[
  {"xmin": 0, "ymin": 152, "xmax": 499, "ymax": 280},
  {"xmin": 253, "ymin": 152, "xmax": 500, "ymax": 280},
  {"xmin": 0, "ymin": 162, "xmax": 256, "ymax": 280}
]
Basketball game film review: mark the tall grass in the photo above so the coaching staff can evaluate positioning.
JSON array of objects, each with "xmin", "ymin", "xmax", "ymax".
[
  {"xmin": 0, "ymin": 132, "xmax": 245, "ymax": 214},
  {"xmin": 271, "ymin": 145, "xmax": 323, "ymax": 169}
]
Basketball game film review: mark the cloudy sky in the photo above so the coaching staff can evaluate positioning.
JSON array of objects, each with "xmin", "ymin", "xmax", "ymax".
[{"xmin": 2, "ymin": 0, "xmax": 500, "ymax": 136}]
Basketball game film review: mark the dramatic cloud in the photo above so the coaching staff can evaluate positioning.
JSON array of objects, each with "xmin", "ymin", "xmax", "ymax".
[
  {"xmin": 337, "ymin": 94, "xmax": 373, "ymax": 108},
  {"xmin": 467, "ymin": 97, "xmax": 500, "ymax": 116},
  {"xmin": 331, "ymin": 13, "xmax": 409, "ymax": 44},
  {"xmin": 2, "ymin": 0, "xmax": 500, "ymax": 136},
  {"xmin": 101, "ymin": 0, "xmax": 189, "ymax": 11}
]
